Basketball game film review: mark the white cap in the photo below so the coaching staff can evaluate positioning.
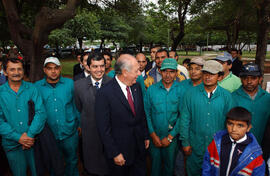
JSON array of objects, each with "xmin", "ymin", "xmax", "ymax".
[{"xmin": 44, "ymin": 57, "xmax": 61, "ymax": 67}]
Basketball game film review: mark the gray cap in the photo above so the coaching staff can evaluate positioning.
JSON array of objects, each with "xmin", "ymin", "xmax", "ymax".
[
  {"xmin": 215, "ymin": 52, "xmax": 232, "ymax": 62},
  {"xmin": 44, "ymin": 57, "xmax": 61, "ymax": 67},
  {"xmin": 202, "ymin": 60, "xmax": 223, "ymax": 74},
  {"xmin": 190, "ymin": 57, "xmax": 205, "ymax": 66}
]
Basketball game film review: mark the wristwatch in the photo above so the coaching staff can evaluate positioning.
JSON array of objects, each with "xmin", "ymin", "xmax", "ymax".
[{"xmin": 167, "ymin": 137, "xmax": 172, "ymax": 143}]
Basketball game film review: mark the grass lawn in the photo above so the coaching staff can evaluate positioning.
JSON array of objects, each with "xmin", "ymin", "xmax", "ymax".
[{"xmin": 61, "ymin": 51, "xmax": 270, "ymax": 77}]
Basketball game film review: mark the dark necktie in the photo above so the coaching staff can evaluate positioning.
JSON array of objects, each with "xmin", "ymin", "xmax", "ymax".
[
  {"xmin": 95, "ymin": 82, "xmax": 99, "ymax": 90},
  {"xmin": 209, "ymin": 92, "xmax": 213, "ymax": 99},
  {"xmin": 126, "ymin": 86, "xmax": 136, "ymax": 116}
]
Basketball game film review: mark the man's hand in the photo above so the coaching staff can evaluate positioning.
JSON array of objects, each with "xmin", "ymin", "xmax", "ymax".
[
  {"xmin": 114, "ymin": 153, "xmax": 126, "ymax": 166},
  {"xmin": 161, "ymin": 134, "xmax": 173, "ymax": 147},
  {"xmin": 18, "ymin": 133, "xmax": 34, "ymax": 149},
  {"xmin": 150, "ymin": 132, "xmax": 162, "ymax": 148},
  {"xmin": 145, "ymin": 140, "xmax": 150, "ymax": 149},
  {"xmin": 183, "ymin": 146, "xmax": 192, "ymax": 156}
]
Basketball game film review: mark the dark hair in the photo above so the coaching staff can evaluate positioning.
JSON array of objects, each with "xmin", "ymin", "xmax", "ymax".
[
  {"xmin": 102, "ymin": 51, "xmax": 112, "ymax": 60},
  {"xmin": 156, "ymin": 48, "xmax": 169, "ymax": 58},
  {"xmin": 150, "ymin": 45, "xmax": 161, "ymax": 51},
  {"xmin": 87, "ymin": 53, "xmax": 106, "ymax": 67},
  {"xmin": 183, "ymin": 58, "xmax": 191, "ymax": 65},
  {"xmin": 238, "ymin": 50, "xmax": 242, "ymax": 55},
  {"xmin": 75, "ymin": 50, "xmax": 82, "ymax": 56},
  {"xmin": 226, "ymin": 107, "xmax": 252, "ymax": 126},
  {"xmin": 170, "ymin": 50, "xmax": 178, "ymax": 57},
  {"xmin": 230, "ymin": 48, "xmax": 238, "ymax": 53},
  {"xmin": 81, "ymin": 52, "xmax": 90, "ymax": 63},
  {"xmin": 218, "ymin": 71, "xmax": 224, "ymax": 76},
  {"xmin": 3, "ymin": 58, "xmax": 24, "ymax": 71},
  {"xmin": 226, "ymin": 60, "xmax": 232, "ymax": 65}
]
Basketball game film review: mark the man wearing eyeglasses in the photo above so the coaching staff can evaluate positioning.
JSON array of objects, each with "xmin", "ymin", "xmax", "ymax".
[{"xmin": 232, "ymin": 63, "xmax": 270, "ymax": 144}]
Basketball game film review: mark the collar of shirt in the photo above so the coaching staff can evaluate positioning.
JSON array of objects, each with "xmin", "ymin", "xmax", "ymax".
[
  {"xmin": 232, "ymin": 57, "xmax": 237, "ymax": 62},
  {"xmin": 84, "ymin": 71, "xmax": 90, "ymax": 78},
  {"xmin": 207, "ymin": 86, "xmax": 217, "ymax": 98},
  {"xmin": 42, "ymin": 76, "xmax": 64, "ymax": 86},
  {"xmin": 115, "ymin": 76, "xmax": 133, "ymax": 100},
  {"xmin": 0, "ymin": 69, "xmax": 3, "ymax": 75},
  {"xmin": 152, "ymin": 62, "xmax": 156, "ymax": 68},
  {"xmin": 141, "ymin": 70, "xmax": 146, "ymax": 77},
  {"xmin": 80, "ymin": 64, "xmax": 84, "ymax": 69},
  {"xmin": 91, "ymin": 76, "xmax": 102, "ymax": 88},
  {"xmin": 229, "ymin": 134, "xmax": 247, "ymax": 144}
]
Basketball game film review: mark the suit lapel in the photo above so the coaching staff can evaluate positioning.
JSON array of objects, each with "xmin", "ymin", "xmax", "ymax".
[
  {"xmin": 112, "ymin": 78, "xmax": 134, "ymax": 115},
  {"xmin": 130, "ymin": 85, "xmax": 138, "ymax": 116}
]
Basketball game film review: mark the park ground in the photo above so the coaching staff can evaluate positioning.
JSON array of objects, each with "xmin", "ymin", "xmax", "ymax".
[{"xmin": 61, "ymin": 51, "xmax": 270, "ymax": 77}]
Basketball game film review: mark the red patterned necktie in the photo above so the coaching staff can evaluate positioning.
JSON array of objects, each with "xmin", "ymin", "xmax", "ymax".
[{"xmin": 126, "ymin": 86, "xmax": 136, "ymax": 116}]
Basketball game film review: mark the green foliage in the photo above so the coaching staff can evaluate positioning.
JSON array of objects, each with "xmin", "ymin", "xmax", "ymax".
[
  {"xmin": 64, "ymin": 9, "xmax": 100, "ymax": 40},
  {"xmin": 48, "ymin": 28, "xmax": 76, "ymax": 47},
  {"xmin": 98, "ymin": 10, "xmax": 132, "ymax": 42}
]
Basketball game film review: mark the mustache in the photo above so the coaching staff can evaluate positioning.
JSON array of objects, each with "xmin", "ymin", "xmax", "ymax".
[{"xmin": 12, "ymin": 74, "xmax": 22, "ymax": 77}]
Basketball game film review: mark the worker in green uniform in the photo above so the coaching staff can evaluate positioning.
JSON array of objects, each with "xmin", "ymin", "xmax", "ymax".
[
  {"xmin": 232, "ymin": 63, "xmax": 270, "ymax": 144},
  {"xmin": 144, "ymin": 58, "xmax": 183, "ymax": 176},
  {"xmin": 175, "ymin": 57, "xmax": 205, "ymax": 176},
  {"xmin": 180, "ymin": 57, "xmax": 205, "ymax": 92},
  {"xmin": 35, "ymin": 57, "xmax": 80, "ymax": 176},
  {"xmin": 179, "ymin": 60, "xmax": 233, "ymax": 176},
  {"xmin": 0, "ymin": 58, "xmax": 46, "ymax": 176}
]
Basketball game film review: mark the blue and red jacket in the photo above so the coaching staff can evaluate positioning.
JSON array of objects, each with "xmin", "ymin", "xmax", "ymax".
[{"xmin": 202, "ymin": 130, "xmax": 265, "ymax": 176}]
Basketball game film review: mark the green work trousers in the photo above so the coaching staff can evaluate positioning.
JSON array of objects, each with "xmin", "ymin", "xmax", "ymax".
[
  {"xmin": 150, "ymin": 138, "xmax": 178, "ymax": 176},
  {"xmin": 55, "ymin": 132, "xmax": 79, "ymax": 176},
  {"xmin": 5, "ymin": 147, "xmax": 37, "ymax": 176}
]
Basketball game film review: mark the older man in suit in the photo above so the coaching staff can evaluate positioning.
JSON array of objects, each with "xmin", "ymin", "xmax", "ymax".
[
  {"xmin": 95, "ymin": 54, "xmax": 149, "ymax": 176},
  {"xmin": 74, "ymin": 53, "xmax": 111, "ymax": 176}
]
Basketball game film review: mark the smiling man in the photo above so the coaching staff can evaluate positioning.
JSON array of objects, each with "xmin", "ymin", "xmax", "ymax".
[
  {"xmin": 179, "ymin": 60, "xmax": 233, "ymax": 176},
  {"xmin": 232, "ymin": 63, "xmax": 270, "ymax": 144},
  {"xmin": 95, "ymin": 54, "xmax": 149, "ymax": 176},
  {"xmin": 0, "ymin": 58, "xmax": 46, "ymax": 176},
  {"xmin": 74, "ymin": 53, "xmax": 111, "ymax": 175},
  {"xmin": 144, "ymin": 58, "xmax": 183, "ymax": 176},
  {"xmin": 35, "ymin": 57, "xmax": 80, "ymax": 176}
]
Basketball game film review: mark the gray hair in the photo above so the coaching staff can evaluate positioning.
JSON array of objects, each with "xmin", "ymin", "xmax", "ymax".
[{"xmin": 115, "ymin": 56, "xmax": 132, "ymax": 75}]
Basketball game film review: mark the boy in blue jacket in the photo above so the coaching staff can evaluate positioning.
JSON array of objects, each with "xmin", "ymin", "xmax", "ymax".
[{"xmin": 202, "ymin": 107, "xmax": 265, "ymax": 176}]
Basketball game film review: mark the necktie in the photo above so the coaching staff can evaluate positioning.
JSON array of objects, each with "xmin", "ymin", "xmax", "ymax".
[
  {"xmin": 126, "ymin": 86, "xmax": 136, "ymax": 116},
  {"xmin": 95, "ymin": 82, "xmax": 99, "ymax": 90},
  {"xmin": 209, "ymin": 92, "xmax": 213, "ymax": 99}
]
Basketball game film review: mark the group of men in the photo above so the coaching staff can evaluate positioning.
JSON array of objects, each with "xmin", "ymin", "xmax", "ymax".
[{"xmin": 0, "ymin": 45, "xmax": 269, "ymax": 176}]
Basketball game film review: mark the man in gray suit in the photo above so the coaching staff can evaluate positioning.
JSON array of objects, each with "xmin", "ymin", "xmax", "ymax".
[{"xmin": 74, "ymin": 53, "xmax": 111, "ymax": 176}]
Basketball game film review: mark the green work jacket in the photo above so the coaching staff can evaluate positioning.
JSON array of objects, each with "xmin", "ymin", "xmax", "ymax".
[
  {"xmin": 218, "ymin": 72, "xmax": 241, "ymax": 93},
  {"xmin": 144, "ymin": 81, "xmax": 183, "ymax": 139},
  {"xmin": 35, "ymin": 77, "xmax": 79, "ymax": 140},
  {"xmin": 0, "ymin": 81, "xmax": 46, "ymax": 151},
  {"xmin": 232, "ymin": 86, "xmax": 270, "ymax": 144},
  {"xmin": 179, "ymin": 84, "xmax": 233, "ymax": 155}
]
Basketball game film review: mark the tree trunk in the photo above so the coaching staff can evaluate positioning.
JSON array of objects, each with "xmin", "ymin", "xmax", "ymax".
[
  {"xmin": 255, "ymin": 0, "xmax": 270, "ymax": 74},
  {"xmin": 100, "ymin": 38, "xmax": 104, "ymax": 50},
  {"xmin": 112, "ymin": 41, "xmax": 118, "ymax": 52},
  {"xmin": 2, "ymin": 0, "xmax": 80, "ymax": 82},
  {"xmin": 171, "ymin": 0, "xmax": 191, "ymax": 51},
  {"xmin": 139, "ymin": 41, "xmax": 143, "ymax": 52}
]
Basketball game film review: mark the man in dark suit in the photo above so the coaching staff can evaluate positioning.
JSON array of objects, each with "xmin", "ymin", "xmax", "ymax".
[
  {"xmin": 230, "ymin": 48, "xmax": 242, "ymax": 77},
  {"xmin": 95, "ymin": 54, "xmax": 149, "ymax": 176},
  {"xmin": 74, "ymin": 53, "xmax": 111, "ymax": 176},
  {"xmin": 74, "ymin": 52, "xmax": 91, "ymax": 81},
  {"xmin": 73, "ymin": 51, "xmax": 83, "ymax": 78}
]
